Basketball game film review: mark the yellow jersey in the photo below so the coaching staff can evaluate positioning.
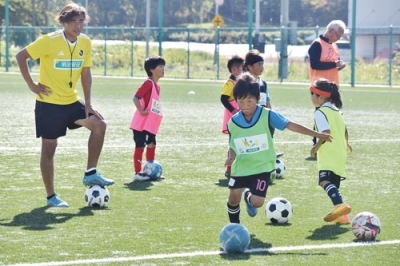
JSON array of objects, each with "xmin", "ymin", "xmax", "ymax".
[
  {"xmin": 221, "ymin": 79, "xmax": 235, "ymax": 102},
  {"xmin": 26, "ymin": 30, "xmax": 92, "ymax": 105}
]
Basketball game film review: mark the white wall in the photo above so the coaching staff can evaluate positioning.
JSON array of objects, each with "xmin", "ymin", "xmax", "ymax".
[
  {"xmin": 349, "ymin": 0, "xmax": 400, "ymax": 27},
  {"xmin": 348, "ymin": 0, "xmax": 400, "ymax": 59}
]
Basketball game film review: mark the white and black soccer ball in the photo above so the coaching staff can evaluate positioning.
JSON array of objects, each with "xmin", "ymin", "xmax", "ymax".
[
  {"xmin": 352, "ymin": 211, "xmax": 381, "ymax": 240},
  {"xmin": 275, "ymin": 159, "xmax": 285, "ymax": 179},
  {"xmin": 143, "ymin": 160, "xmax": 163, "ymax": 180},
  {"xmin": 265, "ymin": 197, "xmax": 293, "ymax": 224},
  {"xmin": 85, "ymin": 185, "xmax": 110, "ymax": 207}
]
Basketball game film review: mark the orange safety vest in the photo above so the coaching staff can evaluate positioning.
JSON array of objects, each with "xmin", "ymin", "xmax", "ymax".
[{"xmin": 309, "ymin": 38, "xmax": 340, "ymax": 85}]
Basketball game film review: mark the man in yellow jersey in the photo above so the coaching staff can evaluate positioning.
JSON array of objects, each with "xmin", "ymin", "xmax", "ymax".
[
  {"xmin": 15, "ymin": 3, "xmax": 114, "ymax": 208},
  {"xmin": 307, "ymin": 20, "xmax": 346, "ymax": 159}
]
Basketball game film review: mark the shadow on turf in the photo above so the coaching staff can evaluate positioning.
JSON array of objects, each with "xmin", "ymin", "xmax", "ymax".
[
  {"xmin": 219, "ymin": 234, "xmax": 267, "ymax": 260},
  {"xmin": 123, "ymin": 180, "xmax": 157, "ymax": 191},
  {"xmin": 215, "ymin": 178, "xmax": 229, "ymax": 187},
  {"xmin": 306, "ymin": 224, "xmax": 351, "ymax": 240},
  {"xmin": 220, "ymin": 234, "xmax": 328, "ymax": 259},
  {"xmin": 0, "ymin": 206, "xmax": 95, "ymax": 231}
]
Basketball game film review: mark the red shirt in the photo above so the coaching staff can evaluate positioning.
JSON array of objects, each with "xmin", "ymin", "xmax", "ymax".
[{"xmin": 135, "ymin": 79, "xmax": 161, "ymax": 107}]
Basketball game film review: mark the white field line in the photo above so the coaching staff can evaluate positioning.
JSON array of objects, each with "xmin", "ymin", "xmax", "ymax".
[{"xmin": 10, "ymin": 240, "xmax": 400, "ymax": 266}]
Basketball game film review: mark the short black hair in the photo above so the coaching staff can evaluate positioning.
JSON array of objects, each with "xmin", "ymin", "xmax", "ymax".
[
  {"xmin": 227, "ymin": 55, "xmax": 244, "ymax": 73},
  {"xmin": 233, "ymin": 73, "xmax": 260, "ymax": 100},
  {"xmin": 244, "ymin": 49, "xmax": 263, "ymax": 69},
  {"xmin": 144, "ymin": 56, "xmax": 166, "ymax": 77}
]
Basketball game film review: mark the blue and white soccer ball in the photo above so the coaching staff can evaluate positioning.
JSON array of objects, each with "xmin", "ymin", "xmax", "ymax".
[
  {"xmin": 85, "ymin": 185, "xmax": 110, "ymax": 207},
  {"xmin": 266, "ymin": 197, "xmax": 293, "ymax": 224},
  {"xmin": 219, "ymin": 223, "xmax": 250, "ymax": 253},
  {"xmin": 143, "ymin": 160, "xmax": 163, "ymax": 180}
]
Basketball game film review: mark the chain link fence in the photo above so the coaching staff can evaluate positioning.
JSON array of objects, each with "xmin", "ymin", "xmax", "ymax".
[{"xmin": 1, "ymin": 25, "xmax": 399, "ymax": 85}]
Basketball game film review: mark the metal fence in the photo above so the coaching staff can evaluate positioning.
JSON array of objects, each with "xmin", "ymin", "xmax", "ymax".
[{"xmin": 1, "ymin": 26, "xmax": 399, "ymax": 85}]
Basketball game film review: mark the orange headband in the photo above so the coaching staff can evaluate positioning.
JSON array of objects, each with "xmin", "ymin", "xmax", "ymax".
[{"xmin": 310, "ymin": 86, "xmax": 331, "ymax": 98}]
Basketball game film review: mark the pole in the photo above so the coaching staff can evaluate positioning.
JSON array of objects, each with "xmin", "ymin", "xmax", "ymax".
[
  {"xmin": 248, "ymin": 0, "xmax": 253, "ymax": 50},
  {"xmin": 213, "ymin": 2, "xmax": 219, "ymax": 66},
  {"xmin": 255, "ymin": 0, "xmax": 260, "ymax": 35},
  {"xmin": 145, "ymin": 0, "xmax": 150, "ymax": 58},
  {"xmin": 158, "ymin": 0, "xmax": 163, "ymax": 56},
  {"xmin": 279, "ymin": 0, "xmax": 289, "ymax": 81},
  {"xmin": 388, "ymin": 25, "xmax": 393, "ymax": 86},
  {"xmin": 350, "ymin": 0, "xmax": 357, "ymax": 87},
  {"xmin": 187, "ymin": 28, "xmax": 190, "ymax": 78},
  {"xmin": 5, "ymin": 0, "xmax": 9, "ymax": 72},
  {"xmin": 131, "ymin": 26, "xmax": 134, "ymax": 77}
]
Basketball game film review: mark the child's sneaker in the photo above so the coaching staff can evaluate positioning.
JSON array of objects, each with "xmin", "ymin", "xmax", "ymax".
[
  {"xmin": 134, "ymin": 172, "xmax": 150, "ymax": 181},
  {"xmin": 243, "ymin": 188, "xmax": 257, "ymax": 217},
  {"xmin": 324, "ymin": 203, "xmax": 351, "ymax": 222},
  {"xmin": 47, "ymin": 194, "xmax": 69, "ymax": 208},
  {"xmin": 83, "ymin": 172, "xmax": 114, "ymax": 186},
  {"xmin": 333, "ymin": 214, "xmax": 350, "ymax": 224}
]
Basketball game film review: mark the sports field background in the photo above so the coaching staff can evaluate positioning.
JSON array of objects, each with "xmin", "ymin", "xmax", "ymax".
[{"xmin": 0, "ymin": 73, "xmax": 399, "ymax": 265}]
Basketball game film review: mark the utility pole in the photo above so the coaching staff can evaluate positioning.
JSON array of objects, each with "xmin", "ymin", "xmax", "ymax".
[
  {"xmin": 146, "ymin": 0, "xmax": 150, "ymax": 58},
  {"xmin": 279, "ymin": 0, "xmax": 289, "ymax": 81},
  {"xmin": 5, "ymin": 0, "xmax": 9, "ymax": 71}
]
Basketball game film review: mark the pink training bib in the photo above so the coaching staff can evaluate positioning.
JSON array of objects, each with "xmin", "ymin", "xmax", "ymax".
[
  {"xmin": 222, "ymin": 100, "xmax": 238, "ymax": 134},
  {"xmin": 130, "ymin": 78, "xmax": 163, "ymax": 135}
]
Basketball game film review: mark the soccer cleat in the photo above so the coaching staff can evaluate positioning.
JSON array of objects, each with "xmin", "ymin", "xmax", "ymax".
[
  {"xmin": 47, "ymin": 194, "xmax": 69, "ymax": 208},
  {"xmin": 243, "ymin": 188, "xmax": 258, "ymax": 217},
  {"xmin": 83, "ymin": 171, "xmax": 114, "ymax": 186},
  {"xmin": 324, "ymin": 203, "xmax": 351, "ymax": 222},
  {"xmin": 333, "ymin": 214, "xmax": 350, "ymax": 224},
  {"xmin": 134, "ymin": 172, "xmax": 150, "ymax": 181},
  {"xmin": 276, "ymin": 152, "xmax": 284, "ymax": 158}
]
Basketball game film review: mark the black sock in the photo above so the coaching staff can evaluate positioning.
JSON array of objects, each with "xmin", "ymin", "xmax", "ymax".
[
  {"xmin": 324, "ymin": 183, "xmax": 343, "ymax": 205},
  {"xmin": 47, "ymin": 194, "xmax": 55, "ymax": 200},
  {"xmin": 85, "ymin": 169, "xmax": 96, "ymax": 176},
  {"xmin": 227, "ymin": 203, "xmax": 240, "ymax": 223}
]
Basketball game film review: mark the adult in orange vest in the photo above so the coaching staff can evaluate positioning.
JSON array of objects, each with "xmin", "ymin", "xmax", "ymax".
[{"xmin": 308, "ymin": 20, "xmax": 346, "ymax": 85}]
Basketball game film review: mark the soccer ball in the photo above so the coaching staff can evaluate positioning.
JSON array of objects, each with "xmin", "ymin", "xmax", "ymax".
[
  {"xmin": 351, "ymin": 212, "xmax": 381, "ymax": 240},
  {"xmin": 85, "ymin": 185, "xmax": 110, "ymax": 207},
  {"xmin": 275, "ymin": 159, "xmax": 285, "ymax": 179},
  {"xmin": 265, "ymin": 197, "xmax": 293, "ymax": 224},
  {"xmin": 219, "ymin": 223, "xmax": 250, "ymax": 253},
  {"xmin": 143, "ymin": 160, "xmax": 163, "ymax": 180}
]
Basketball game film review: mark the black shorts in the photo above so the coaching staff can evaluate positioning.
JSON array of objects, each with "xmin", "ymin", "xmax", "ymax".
[
  {"xmin": 228, "ymin": 172, "xmax": 271, "ymax": 198},
  {"xmin": 318, "ymin": 170, "xmax": 345, "ymax": 188},
  {"xmin": 132, "ymin": 130, "xmax": 156, "ymax": 147},
  {"xmin": 35, "ymin": 100, "xmax": 86, "ymax": 139}
]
